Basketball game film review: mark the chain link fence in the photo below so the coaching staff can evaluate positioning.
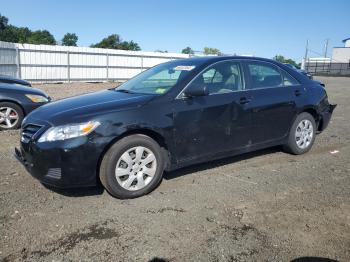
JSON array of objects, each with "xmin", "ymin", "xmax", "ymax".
[{"xmin": 305, "ymin": 60, "xmax": 350, "ymax": 76}]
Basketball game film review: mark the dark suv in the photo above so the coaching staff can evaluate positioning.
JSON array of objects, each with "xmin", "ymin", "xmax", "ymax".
[{"xmin": 15, "ymin": 56, "xmax": 336, "ymax": 199}]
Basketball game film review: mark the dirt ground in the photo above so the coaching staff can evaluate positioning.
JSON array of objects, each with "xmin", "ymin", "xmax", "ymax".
[{"xmin": 0, "ymin": 77, "xmax": 349, "ymax": 262}]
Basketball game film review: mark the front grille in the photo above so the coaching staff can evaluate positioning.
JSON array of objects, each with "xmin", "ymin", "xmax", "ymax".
[{"xmin": 21, "ymin": 124, "xmax": 43, "ymax": 143}]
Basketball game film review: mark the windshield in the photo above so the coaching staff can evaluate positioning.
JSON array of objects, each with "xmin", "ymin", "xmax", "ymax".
[{"xmin": 115, "ymin": 60, "xmax": 199, "ymax": 95}]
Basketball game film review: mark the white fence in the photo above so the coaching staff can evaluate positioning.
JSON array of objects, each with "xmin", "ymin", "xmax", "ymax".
[{"xmin": 0, "ymin": 41, "xmax": 189, "ymax": 83}]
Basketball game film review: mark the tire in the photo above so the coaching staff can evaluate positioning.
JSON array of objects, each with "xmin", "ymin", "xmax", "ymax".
[
  {"xmin": 99, "ymin": 134, "xmax": 165, "ymax": 199},
  {"xmin": 0, "ymin": 102, "xmax": 24, "ymax": 130},
  {"xmin": 283, "ymin": 112, "xmax": 316, "ymax": 155}
]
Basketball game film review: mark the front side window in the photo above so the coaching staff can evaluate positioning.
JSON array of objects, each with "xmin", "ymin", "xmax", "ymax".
[
  {"xmin": 187, "ymin": 61, "xmax": 243, "ymax": 95},
  {"xmin": 248, "ymin": 62, "xmax": 283, "ymax": 89}
]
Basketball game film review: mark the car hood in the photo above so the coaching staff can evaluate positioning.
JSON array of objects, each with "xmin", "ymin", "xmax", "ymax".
[
  {"xmin": 25, "ymin": 89, "xmax": 156, "ymax": 125},
  {"xmin": 0, "ymin": 75, "xmax": 31, "ymax": 86},
  {"xmin": 0, "ymin": 82, "xmax": 48, "ymax": 97}
]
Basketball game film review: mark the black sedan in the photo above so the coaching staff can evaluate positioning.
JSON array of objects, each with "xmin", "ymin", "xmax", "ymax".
[
  {"xmin": 15, "ymin": 56, "xmax": 336, "ymax": 199},
  {"xmin": 0, "ymin": 80, "xmax": 50, "ymax": 130}
]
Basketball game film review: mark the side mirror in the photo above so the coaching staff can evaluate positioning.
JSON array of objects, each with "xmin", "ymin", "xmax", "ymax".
[{"xmin": 183, "ymin": 83, "xmax": 209, "ymax": 98}]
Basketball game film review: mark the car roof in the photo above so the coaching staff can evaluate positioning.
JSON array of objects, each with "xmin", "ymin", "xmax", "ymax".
[
  {"xmin": 171, "ymin": 55, "xmax": 311, "ymax": 84},
  {"xmin": 175, "ymin": 55, "xmax": 280, "ymax": 65}
]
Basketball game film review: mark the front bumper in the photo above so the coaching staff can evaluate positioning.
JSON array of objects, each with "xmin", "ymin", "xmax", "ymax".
[
  {"xmin": 318, "ymin": 104, "xmax": 337, "ymax": 132},
  {"xmin": 14, "ymin": 134, "xmax": 110, "ymax": 188}
]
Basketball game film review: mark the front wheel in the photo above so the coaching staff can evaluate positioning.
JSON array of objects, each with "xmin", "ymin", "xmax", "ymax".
[
  {"xmin": 0, "ymin": 102, "xmax": 24, "ymax": 130},
  {"xmin": 283, "ymin": 112, "xmax": 316, "ymax": 155},
  {"xmin": 99, "ymin": 134, "xmax": 165, "ymax": 199}
]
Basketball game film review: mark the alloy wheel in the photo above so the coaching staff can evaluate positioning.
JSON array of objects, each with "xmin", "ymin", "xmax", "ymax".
[
  {"xmin": 295, "ymin": 119, "xmax": 313, "ymax": 149},
  {"xmin": 0, "ymin": 107, "xmax": 19, "ymax": 129}
]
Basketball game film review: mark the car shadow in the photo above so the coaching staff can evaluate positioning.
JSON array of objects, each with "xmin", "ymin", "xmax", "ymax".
[
  {"xmin": 290, "ymin": 257, "xmax": 339, "ymax": 262},
  {"xmin": 164, "ymin": 146, "xmax": 282, "ymax": 180},
  {"xmin": 42, "ymin": 183, "xmax": 104, "ymax": 197}
]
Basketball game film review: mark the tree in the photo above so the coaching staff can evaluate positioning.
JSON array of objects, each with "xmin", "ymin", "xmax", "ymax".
[
  {"xmin": 119, "ymin": 40, "xmax": 141, "ymax": 51},
  {"xmin": 0, "ymin": 14, "xmax": 19, "ymax": 43},
  {"xmin": 0, "ymin": 25, "xmax": 20, "ymax": 42},
  {"xmin": 16, "ymin": 27, "xmax": 31, "ymax": 43},
  {"xmin": 27, "ymin": 30, "xmax": 56, "ymax": 45},
  {"xmin": 181, "ymin": 46, "xmax": 194, "ymax": 55},
  {"xmin": 91, "ymin": 34, "xmax": 120, "ymax": 49},
  {"xmin": 273, "ymin": 55, "xmax": 299, "ymax": 67},
  {"xmin": 62, "ymin": 33, "xmax": 78, "ymax": 46},
  {"xmin": 0, "ymin": 14, "xmax": 57, "ymax": 44},
  {"xmin": 203, "ymin": 47, "xmax": 221, "ymax": 55},
  {"xmin": 91, "ymin": 34, "xmax": 141, "ymax": 51},
  {"xmin": 0, "ymin": 14, "xmax": 8, "ymax": 31}
]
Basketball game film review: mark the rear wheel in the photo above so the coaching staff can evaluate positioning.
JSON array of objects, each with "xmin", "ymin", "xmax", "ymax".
[
  {"xmin": 0, "ymin": 102, "xmax": 24, "ymax": 130},
  {"xmin": 99, "ymin": 134, "xmax": 165, "ymax": 199},
  {"xmin": 283, "ymin": 112, "xmax": 316, "ymax": 155}
]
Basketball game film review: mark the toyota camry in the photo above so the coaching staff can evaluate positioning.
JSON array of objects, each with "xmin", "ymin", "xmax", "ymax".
[{"xmin": 15, "ymin": 56, "xmax": 336, "ymax": 198}]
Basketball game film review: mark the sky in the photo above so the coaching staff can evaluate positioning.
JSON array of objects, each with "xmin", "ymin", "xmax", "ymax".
[{"xmin": 1, "ymin": 0, "xmax": 349, "ymax": 62}]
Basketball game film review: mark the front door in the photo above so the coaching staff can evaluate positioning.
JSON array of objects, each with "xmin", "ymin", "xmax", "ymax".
[{"xmin": 173, "ymin": 60, "xmax": 250, "ymax": 163}]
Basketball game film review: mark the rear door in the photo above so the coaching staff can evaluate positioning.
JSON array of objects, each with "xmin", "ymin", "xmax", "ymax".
[{"xmin": 243, "ymin": 60, "xmax": 300, "ymax": 144}]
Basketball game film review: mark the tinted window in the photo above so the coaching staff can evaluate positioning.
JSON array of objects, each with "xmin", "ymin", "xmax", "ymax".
[
  {"xmin": 188, "ymin": 61, "xmax": 243, "ymax": 94},
  {"xmin": 281, "ymin": 70, "xmax": 299, "ymax": 86},
  {"xmin": 248, "ymin": 62, "xmax": 283, "ymax": 89}
]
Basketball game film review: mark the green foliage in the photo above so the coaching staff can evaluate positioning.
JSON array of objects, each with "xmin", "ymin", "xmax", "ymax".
[
  {"xmin": 182, "ymin": 46, "xmax": 194, "ymax": 55},
  {"xmin": 16, "ymin": 27, "xmax": 32, "ymax": 43},
  {"xmin": 0, "ymin": 14, "xmax": 56, "ymax": 45},
  {"xmin": 0, "ymin": 13, "xmax": 8, "ymax": 30},
  {"xmin": 62, "ymin": 33, "xmax": 78, "ymax": 46},
  {"xmin": 27, "ymin": 30, "xmax": 56, "ymax": 45},
  {"xmin": 119, "ymin": 40, "xmax": 141, "ymax": 51},
  {"xmin": 273, "ymin": 55, "xmax": 299, "ymax": 67},
  {"xmin": 91, "ymin": 34, "xmax": 141, "ymax": 51},
  {"xmin": 0, "ymin": 25, "xmax": 20, "ymax": 42},
  {"xmin": 0, "ymin": 25, "xmax": 31, "ymax": 43},
  {"xmin": 203, "ymin": 47, "xmax": 222, "ymax": 55}
]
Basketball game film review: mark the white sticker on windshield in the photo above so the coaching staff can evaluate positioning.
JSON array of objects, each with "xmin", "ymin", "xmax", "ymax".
[{"xmin": 174, "ymin": 65, "xmax": 195, "ymax": 71}]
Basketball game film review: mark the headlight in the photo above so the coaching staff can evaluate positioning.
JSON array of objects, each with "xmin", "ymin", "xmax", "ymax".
[
  {"xmin": 38, "ymin": 121, "xmax": 100, "ymax": 142},
  {"xmin": 25, "ymin": 94, "xmax": 49, "ymax": 103}
]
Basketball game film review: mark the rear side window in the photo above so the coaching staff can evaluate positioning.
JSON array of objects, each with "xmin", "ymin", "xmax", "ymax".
[
  {"xmin": 248, "ymin": 62, "xmax": 283, "ymax": 89},
  {"xmin": 281, "ymin": 70, "xmax": 299, "ymax": 86}
]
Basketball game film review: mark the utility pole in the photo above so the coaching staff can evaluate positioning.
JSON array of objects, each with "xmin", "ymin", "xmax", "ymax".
[
  {"xmin": 304, "ymin": 40, "xmax": 309, "ymax": 61},
  {"xmin": 303, "ymin": 40, "xmax": 309, "ymax": 70},
  {"xmin": 324, "ymin": 38, "xmax": 329, "ymax": 58}
]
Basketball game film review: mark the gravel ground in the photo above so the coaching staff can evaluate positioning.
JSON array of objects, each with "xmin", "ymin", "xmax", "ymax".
[{"xmin": 0, "ymin": 77, "xmax": 349, "ymax": 262}]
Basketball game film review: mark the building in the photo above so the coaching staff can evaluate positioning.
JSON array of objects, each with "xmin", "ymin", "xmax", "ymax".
[
  {"xmin": 303, "ymin": 37, "xmax": 350, "ymax": 76},
  {"xmin": 332, "ymin": 38, "xmax": 350, "ymax": 63}
]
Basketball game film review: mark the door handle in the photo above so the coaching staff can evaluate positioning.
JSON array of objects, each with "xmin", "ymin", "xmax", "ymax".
[
  {"xmin": 294, "ymin": 90, "xmax": 301, "ymax": 96},
  {"xmin": 239, "ymin": 97, "xmax": 251, "ymax": 104}
]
